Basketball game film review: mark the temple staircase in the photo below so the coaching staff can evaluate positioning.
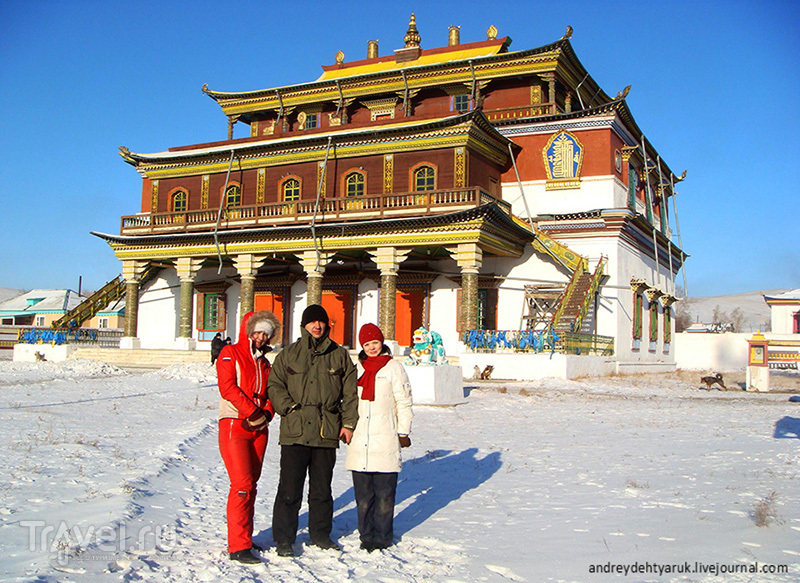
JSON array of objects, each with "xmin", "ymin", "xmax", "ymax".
[
  {"xmin": 516, "ymin": 216, "xmax": 607, "ymax": 333},
  {"xmin": 550, "ymin": 257, "xmax": 606, "ymax": 333},
  {"xmin": 51, "ymin": 264, "xmax": 160, "ymax": 329}
]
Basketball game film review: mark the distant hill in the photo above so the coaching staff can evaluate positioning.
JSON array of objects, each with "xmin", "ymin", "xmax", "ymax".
[
  {"xmin": 679, "ymin": 290, "xmax": 785, "ymax": 332},
  {"xmin": 0, "ymin": 288, "xmax": 25, "ymax": 303}
]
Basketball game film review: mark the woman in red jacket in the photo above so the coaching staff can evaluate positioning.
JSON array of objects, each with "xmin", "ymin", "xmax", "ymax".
[{"xmin": 217, "ymin": 310, "xmax": 280, "ymax": 564}]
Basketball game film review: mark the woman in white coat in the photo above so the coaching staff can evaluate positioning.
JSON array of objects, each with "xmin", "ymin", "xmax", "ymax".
[{"xmin": 346, "ymin": 323, "xmax": 413, "ymax": 551}]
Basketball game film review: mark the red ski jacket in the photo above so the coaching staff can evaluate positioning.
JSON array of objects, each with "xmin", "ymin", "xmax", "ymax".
[{"xmin": 216, "ymin": 312, "xmax": 275, "ymax": 422}]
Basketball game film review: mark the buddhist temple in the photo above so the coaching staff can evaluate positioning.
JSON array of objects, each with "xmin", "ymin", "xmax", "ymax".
[{"xmin": 92, "ymin": 16, "xmax": 687, "ymax": 374}]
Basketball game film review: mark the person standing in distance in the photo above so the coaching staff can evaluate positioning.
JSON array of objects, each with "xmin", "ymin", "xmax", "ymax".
[
  {"xmin": 217, "ymin": 310, "xmax": 280, "ymax": 564},
  {"xmin": 347, "ymin": 323, "xmax": 413, "ymax": 551},
  {"xmin": 268, "ymin": 304, "xmax": 359, "ymax": 556}
]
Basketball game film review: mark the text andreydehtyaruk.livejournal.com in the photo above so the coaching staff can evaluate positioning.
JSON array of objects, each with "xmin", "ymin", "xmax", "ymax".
[{"xmin": 588, "ymin": 561, "xmax": 791, "ymax": 577}]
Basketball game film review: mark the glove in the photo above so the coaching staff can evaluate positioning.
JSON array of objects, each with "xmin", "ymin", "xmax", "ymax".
[
  {"xmin": 398, "ymin": 435, "xmax": 411, "ymax": 448},
  {"xmin": 242, "ymin": 409, "xmax": 268, "ymax": 432}
]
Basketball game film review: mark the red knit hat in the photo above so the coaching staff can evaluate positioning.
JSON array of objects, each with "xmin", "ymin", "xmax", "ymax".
[{"xmin": 358, "ymin": 323, "xmax": 384, "ymax": 347}]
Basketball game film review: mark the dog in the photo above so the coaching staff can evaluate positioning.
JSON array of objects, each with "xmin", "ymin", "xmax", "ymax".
[
  {"xmin": 480, "ymin": 365, "xmax": 494, "ymax": 380},
  {"xmin": 472, "ymin": 365, "xmax": 481, "ymax": 380},
  {"xmin": 35, "ymin": 351, "xmax": 47, "ymax": 362},
  {"xmin": 700, "ymin": 373, "xmax": 726, "ymax": 391}
]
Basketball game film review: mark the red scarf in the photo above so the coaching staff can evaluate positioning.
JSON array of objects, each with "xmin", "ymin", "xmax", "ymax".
[{"xmin": 357, "ymin": 355, "xmax": 392, "ymax": 401}]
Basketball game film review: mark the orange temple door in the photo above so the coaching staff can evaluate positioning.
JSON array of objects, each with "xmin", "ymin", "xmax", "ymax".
[
  {"xmin": 395, "ymin": 289, "xmax": 425, "ymax": 346},
  {"xmin": 255, "ymin": 292, "xmax": 286, "ymax": 341},
  {"xmin": 321, "ymin": 290, "xmax": 353, "ymax": 347}
]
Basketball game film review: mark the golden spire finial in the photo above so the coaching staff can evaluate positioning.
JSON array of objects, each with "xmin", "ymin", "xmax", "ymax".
[
  {"xmin": 487, "ymin": 25, "xmax": 498, "ymax": 40},
  {"xmin": 335, "ymin": 50, "xmax": 345, "ymax": 64},
  {"xmin": 404, "ymin": 13, "xmax": 421, "ymax": 48}
]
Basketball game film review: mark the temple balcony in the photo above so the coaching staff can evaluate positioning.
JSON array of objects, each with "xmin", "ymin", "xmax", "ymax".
[
  {"xmin": 484, "ymin": 103, "xmax": 559, "ymax": 122},
  {"xmin": 119, "ymin": 187, "xmax": 511, "ymax": 236}
]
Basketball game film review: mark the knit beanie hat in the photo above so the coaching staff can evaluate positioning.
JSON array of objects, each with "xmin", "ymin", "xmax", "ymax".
[
  {"xmin": 358, "ymin": 323, "xmax": 384, "ymax": 347},
  {"xmin": 301, "ymin": 304, "xmax": 329, "ymax": 328}
]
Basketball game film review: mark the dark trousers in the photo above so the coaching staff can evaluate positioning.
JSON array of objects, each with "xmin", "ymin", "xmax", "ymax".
[
  {"xmin": 352, "ymin": 471, "xmax": 398, "ymax": 547},
  {"xmin": 272, "ymin": 444, "xmax": 337, "ymax": 544}
]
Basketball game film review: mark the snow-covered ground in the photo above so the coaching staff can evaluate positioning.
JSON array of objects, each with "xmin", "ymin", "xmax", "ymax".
[{"xmin": 1, "ymin": 361, "xmax": 798, "ymax": 583}]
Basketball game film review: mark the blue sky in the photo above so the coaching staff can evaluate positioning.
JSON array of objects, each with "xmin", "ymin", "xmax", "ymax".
[{"xmin": 1, "ymin": 0, "xmax": 797, "ymax": 297}]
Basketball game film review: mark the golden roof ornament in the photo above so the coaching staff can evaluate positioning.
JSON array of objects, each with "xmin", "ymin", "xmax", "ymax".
[
  {"xmin": 404, "ymin": 13, "xmax": 421, "ymax": 48},
  {"xmin": 335, "ymin": 50, "xmax": 345, "ymax": 64},
  {"xmin": 486, "ymin": 25, "xmax": 498, "ymax": 40},
  {"xmin": 561, "ymin": 25, "xmax": 573, "ymax": 40},
  {"xmin": 614, "ymin": 85, "xmax": 631, "ymax": 100}
]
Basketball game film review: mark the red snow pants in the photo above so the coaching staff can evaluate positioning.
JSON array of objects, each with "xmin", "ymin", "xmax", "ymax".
[{"xmin": 219, "ymin": 418, "xmax": 268, "ymax": 553}]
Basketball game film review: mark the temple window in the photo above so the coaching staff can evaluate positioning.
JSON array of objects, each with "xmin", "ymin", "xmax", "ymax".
[
  {"xmin": 172, "ymin": 189, "xmax": 187, "ymax": 213},
  {"xmin": 413, "ymin": 165, "xmax": 436, "ymax": 191},
  {"xmin": 627, "ymin": 166, "xmax": 638, "ymax": 209},
  {"xmin": 305, "ymin": 113, "xmax": 318, "ymax": 130},
  {"xmin": 632, "ymin": 291, "xmax": 643, "ymax": 351},
  {"xmin": 225, "ymin": 184, "xmax": 241, "ymax": 207},
  {"xmin": 649, "ymin": 300, "xmax": 659, "ymax": 351},
  {"xmin": 282, "ymin": 178, "xmax": 301, "ymax": 201},
  {"xmin": 345, "ymin": 171, "xmax": 365, "ymax": 197},
  {"xmin": 452, "ymin": 94, "xmax": 472, "ymax": 113}
]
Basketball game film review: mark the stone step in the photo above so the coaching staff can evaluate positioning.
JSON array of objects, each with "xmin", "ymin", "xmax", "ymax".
[{"xmin": 71, "ymin": 347, "xmax": 210, "ymax": 369}]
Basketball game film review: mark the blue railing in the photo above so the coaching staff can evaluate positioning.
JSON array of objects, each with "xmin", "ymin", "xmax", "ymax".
[
  {"xmin": 463, "ymin": 329, "xmax": 561, "ymax": 353},
  {"xmin": 463, "ymin": 329, "xmax": 614, "ymax": 356}
]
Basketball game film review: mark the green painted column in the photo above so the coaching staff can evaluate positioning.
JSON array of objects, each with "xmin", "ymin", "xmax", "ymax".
[
  {"xmin": 301, "ymin": 250, "xmax": 331, "ymax": 308},
  {"xmin": 124, "ymin": 280, "xmax": 139, "ymax": 338},
  {"xmin": 306, "ymin": 274, "xmax": 323, "ymax": 307},
  {"xmin": 379, "ymin": 272, "xmax": 397, "ymax": 340},
  {"xmin": 240, "ymin": 275, "xmax": 255, "ymax": 315},
  {"xmin": 178, "ymin": 279, "xmax": 194, "ymax": 338},
  {"xmin": 370, "ymin": 247, "xmax": 409, "ymax": 342},
  {"xmin": 453, "ymin": 243, "xmax": 483, "ymax": 336}
]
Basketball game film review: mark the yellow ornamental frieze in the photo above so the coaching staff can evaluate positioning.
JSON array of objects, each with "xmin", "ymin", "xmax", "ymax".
[
  {"xmin": 150, "ymin": 180, "xmax": 159, "ymax": 213},
  {"xmin": 215, "ymin": 52, "xmax": 562, "ymax": 116},
  {"xmin": 136, "ymin": 132, "xmax": 483, "ymax": 180}
]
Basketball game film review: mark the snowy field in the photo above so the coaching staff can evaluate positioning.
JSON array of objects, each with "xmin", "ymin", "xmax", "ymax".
[{"xmin": 1, "ymin": 360, "xmax": 798, "ymax": 583}]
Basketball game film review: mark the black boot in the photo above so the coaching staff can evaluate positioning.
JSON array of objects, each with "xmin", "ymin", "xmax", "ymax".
[{"xmin": 230, "ymin": 549, "xmax": 261, "ymax": 564}]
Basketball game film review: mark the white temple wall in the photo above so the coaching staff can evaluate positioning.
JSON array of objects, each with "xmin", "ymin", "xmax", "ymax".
[
  {"xmin": 770, "ymin": 304, "xmax": 798, "ymax": 334},
  {"xmin": 137, "ymin": 269, "xmax": 180, "ymax": 349},
  {"xmin": 502, "ymin": 176, "xmax": 618, "ymax": 219}
]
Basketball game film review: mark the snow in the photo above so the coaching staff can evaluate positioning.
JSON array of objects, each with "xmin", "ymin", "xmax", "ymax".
[{"xmin": 1, "ymin": 360, "xmax": 798, "ymax": 582}]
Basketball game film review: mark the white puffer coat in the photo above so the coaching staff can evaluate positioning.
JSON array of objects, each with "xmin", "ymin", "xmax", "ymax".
[{"xmin": 345, "ymin": 358, "xmax": 413, "ymax": 473}]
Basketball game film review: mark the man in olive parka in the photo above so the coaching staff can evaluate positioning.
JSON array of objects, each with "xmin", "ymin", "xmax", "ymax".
[{"xmin": 268, "ymin": 304, "xmax": 358, "ymax": 556}]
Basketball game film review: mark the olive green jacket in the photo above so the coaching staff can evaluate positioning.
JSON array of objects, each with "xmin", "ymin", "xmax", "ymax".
[{"xmin": 267, "ymin": 328, "xmax": 358, "ymax": 448}]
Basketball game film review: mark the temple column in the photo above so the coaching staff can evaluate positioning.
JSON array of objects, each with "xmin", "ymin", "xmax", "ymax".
[
  {"xmin": 368, "ymin": 247, "xmax": 411, "ymax": 341},
  {"xmin": 543, "ymin": 73, "xmax": 557, "ymax": 114},
  {"xmin": 175, "ymin": 257, "xmax": 202, "ymax": 350},
  {"xmin": 235, "ymin": 254, "xmax": 267, "ymax": 316},
  {"xmin": 451, "ymin": 244, "xmax": 483, "ymax": 334},
  {"xmin": 300, "ymin": 250, "xmax": 333, "ymax": 307},
  {"xmin": 120, "ymin": 260, "xmax": 148, "ymax": 349}
]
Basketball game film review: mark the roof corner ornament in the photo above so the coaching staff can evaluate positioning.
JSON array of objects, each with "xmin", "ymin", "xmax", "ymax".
[
  {"xmin": 674, "ymin": 170, "xmax": 687, "ymax": 182},
  {"xmin": 561, "ymin": 25, "xmax": 573, "ymax": 40},
  {"xmin": 614, "ymin": 85, "xmax": 631, "ymax": 100},
  {"xmin": 335, "ymin": 50, "xmax": 345, "ymax": 65},
  {"xmin": 404, "ymin": 13, "xmax": 421, "ymax": 48},
  {"xmin": 201, "ymin": 83, "xmax": 209, "ymax": 94},
  {"xmin": 486, "ymin": 25, "xmax": 498, "ymax": 41},
  {"xmin": 118, "ymin": 146, "xmax": 131, "ymax": 158}
]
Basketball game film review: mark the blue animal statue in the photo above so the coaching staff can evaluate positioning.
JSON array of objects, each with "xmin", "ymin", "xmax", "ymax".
[{"xmin": 405, "ymin": 327, "xmax": 447, "ymax": 366}]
